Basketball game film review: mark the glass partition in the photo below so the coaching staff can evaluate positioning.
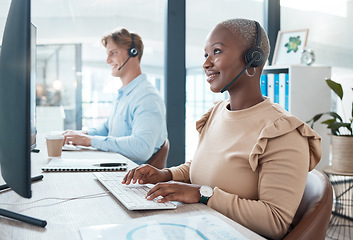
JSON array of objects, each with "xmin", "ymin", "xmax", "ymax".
[{"xmin": 36, "ymin": 44, "xmax": 80, "ymax": 134}]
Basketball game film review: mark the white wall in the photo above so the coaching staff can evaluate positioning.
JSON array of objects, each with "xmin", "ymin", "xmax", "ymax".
[{"xmin": 281, "ymin": 0, "xmax": 353, "ymax": 69}]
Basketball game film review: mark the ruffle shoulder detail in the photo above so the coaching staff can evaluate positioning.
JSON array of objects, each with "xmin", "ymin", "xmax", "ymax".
[
  {"xmin": 249, "ymin": 115, "xmax": 322, "ymax": 172},
  {"xmin": 196, "ymin": 101, "xmax": 223, "ymax": 134}
]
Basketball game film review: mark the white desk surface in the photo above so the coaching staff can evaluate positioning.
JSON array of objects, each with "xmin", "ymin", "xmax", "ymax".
[{"xmin": 0, "ymin": 137, "xmax": 265, "ymax": 240}]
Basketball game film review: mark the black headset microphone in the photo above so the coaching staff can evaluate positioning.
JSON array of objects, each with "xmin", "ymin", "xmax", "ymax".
[
  {"xmin": 220, "ymin": 58, "xmax": 256, "ymax": 93},
  {"xmin": 118, "ymin": 33, "xmax": 139, "ymax": 71},
  {"xmin": 118, "ymin": 56, "xmax": 131, "ymax": 71},
  {"xmin": 220, "ymin": 21, "xmax": 265, "ymax": 93}
]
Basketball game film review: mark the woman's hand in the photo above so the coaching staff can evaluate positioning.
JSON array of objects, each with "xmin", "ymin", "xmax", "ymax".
[
  {"xmin": 146, "ymin": 182, "xmax": 201, "ymax": 204},
  {"xmin": 122, "ymin": 164, "xmax": 172, "ymax": 185}
]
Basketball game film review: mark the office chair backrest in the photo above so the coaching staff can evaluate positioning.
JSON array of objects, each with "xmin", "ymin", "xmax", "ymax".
[
  {"xmin": 147, "ymin": 139, "xmax": 169, "ymax": 169},
  {"xmin": 283, "ymin": 169, "xmax": 333, "ymax": 240}
]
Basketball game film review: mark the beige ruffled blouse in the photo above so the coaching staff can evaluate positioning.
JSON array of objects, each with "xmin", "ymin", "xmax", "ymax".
[{"xmin": 169, "ymin": 98, "xmax": 321, "ymax": 240}]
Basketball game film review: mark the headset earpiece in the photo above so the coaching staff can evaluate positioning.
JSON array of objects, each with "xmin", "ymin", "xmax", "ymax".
[
  {"xmin": 118, "ymin": 33, "xmax": 138, "ymax": 71},
  {"xmin": 245, "ymin": 46, "xmax": 265, "ymax": 67},
  {"xmin": 244, "ymin": 21, "xmax": 265, "ymax": 68},
  {"xmin": 128, "ymin": 33, "xmax": 138, "ymax": 58},
  {"xmin": 129, "ymin": 47, "xmax": 138, "ymax": 57}
]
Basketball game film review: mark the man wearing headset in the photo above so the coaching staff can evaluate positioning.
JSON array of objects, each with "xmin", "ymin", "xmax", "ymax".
[{"xmin": 63, "ymin": 28, "xmax": 168, "ymax": 164}]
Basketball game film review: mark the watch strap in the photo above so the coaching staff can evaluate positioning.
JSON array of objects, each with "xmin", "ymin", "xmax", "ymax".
[{"xmin": 200, "ymin": 195, "xmax": 209, "ymax": 204}]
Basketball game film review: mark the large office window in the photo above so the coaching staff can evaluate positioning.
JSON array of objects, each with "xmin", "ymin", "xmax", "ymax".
[
  {"xmin": 3, "ymin": 0, "xmax": 352, "ymax": 163},
  {"xmin": 0, "ymin": 0, "xmax": 166, "ymax": 134},
  {"xmin": 76, "ymin": 1, "xmax": 166, "ymax": 130},
  {"xmin": 1, "ymin": 0, "xmax": 265, "ymax": 158},
  {"xmin": 81, "ymin": 64, "xmax": 164, "ymax": 129},
  {"xmin": 185, "ymin": 68, "xmax": 227, "ymax": 161}
]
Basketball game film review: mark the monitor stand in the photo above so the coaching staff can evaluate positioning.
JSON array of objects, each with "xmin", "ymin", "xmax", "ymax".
[
  {"xmin": 0, "ymin": 175, "xmax": 47, "ymax": 227},
  {"xmin": 0, "ymin": 208, "xmax": 47, "ymax": 227},
  {"xmin": 31, "ymin": 148, "xmax": 40, "ymax": 153}
]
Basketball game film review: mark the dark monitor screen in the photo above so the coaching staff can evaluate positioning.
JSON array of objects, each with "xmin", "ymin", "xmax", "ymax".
[{"xmin": 0, "ymin": 0, "xmax": 34, "ymax": 198}]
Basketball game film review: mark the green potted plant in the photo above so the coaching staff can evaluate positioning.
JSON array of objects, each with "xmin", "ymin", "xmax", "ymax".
[{"xmin": 307, "ymin": 79, "xmax": 353, "ymax": 172}]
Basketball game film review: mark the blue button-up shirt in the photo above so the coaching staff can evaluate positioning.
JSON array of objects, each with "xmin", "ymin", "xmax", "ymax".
[{"xmin": 86, "ymin": 74, "xmax": 168, "ymax": 163}]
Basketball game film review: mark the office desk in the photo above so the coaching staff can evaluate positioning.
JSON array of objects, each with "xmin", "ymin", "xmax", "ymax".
[{"xmin": 0, "ymin": 137, "xmax": 265, "ymax": 240}]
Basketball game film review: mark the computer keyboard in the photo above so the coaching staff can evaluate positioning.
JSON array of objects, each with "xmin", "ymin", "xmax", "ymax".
[{"xmin": 94, "ymin": 172, "xmax": 177, "ymax": 210}]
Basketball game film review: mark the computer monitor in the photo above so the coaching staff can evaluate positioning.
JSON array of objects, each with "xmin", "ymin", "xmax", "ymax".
[
  {"xmin": 1, "ymin": 21, "xmax": 39, "ymax": 152},
  {"xmin": 0, "ymin": 0, "xmax": 46, "ymax": 227}
]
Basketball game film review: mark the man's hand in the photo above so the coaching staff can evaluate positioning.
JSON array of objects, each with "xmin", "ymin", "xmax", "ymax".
[{"xmin": 63, "ymin": 130, "xmax": 92, "ymax": 146}]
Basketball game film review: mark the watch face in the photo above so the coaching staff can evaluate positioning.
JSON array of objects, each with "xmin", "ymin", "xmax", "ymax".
[{"xmin": 200, "ymin": 185, "xmax": 213, "ymax": 197}]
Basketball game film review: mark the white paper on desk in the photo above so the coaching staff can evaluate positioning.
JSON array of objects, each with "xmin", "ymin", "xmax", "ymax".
[
  {"xmin": 42, "ymin": 158, "xmax": 128, "ymax": 172},
  {"xmin": 79, "ymin": 214, "xmax": 250, "ymax": 240},
  {"xmin": 62, "ymin": 145, "xmax": 97, "ymax": 151}
]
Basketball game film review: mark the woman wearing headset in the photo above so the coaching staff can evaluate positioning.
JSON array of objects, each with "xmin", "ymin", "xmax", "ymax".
[
  {"xmin": 122, "ymin": 19, "xmax": 321, "ymax": 239},
  {"xmin": 63, "ymin": 28, "xmax": 167, "ymax": 164}
]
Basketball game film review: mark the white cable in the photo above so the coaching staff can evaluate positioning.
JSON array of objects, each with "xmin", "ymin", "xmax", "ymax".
[{"xmin": 0, "ymin": 192, "xmax": 109, "ymax": 212}]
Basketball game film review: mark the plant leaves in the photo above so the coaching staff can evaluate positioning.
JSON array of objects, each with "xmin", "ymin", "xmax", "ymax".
[
  {"xmin": 329, "ymin": 112, "xmax": 344, "ymax": 122},
  {"xmin": 307, "ymin": 111, "xmax": 343, "ymax": 123},
  {"xmin": 309, "ymin": 79, "xmax": 352, "ymax": 135},
  {"xmin": 326, "ymin": 79, "xmax": 343, "ymax": 100},
  {"xmin": 327, "ymin": 122, "xmax": 352, "ymax": 135},
  {"xmin": 321, "ymin": 119, "xmax": 336, "ymax": 125},
  {"xmin": 312, "ymin": 113, "xmax": 323, "ymax": 122}
]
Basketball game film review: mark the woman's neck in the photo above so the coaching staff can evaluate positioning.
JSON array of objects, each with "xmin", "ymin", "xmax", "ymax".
[{"xmin": 228, "ymin": 80, "xmax": 264, "ymax": 111}]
